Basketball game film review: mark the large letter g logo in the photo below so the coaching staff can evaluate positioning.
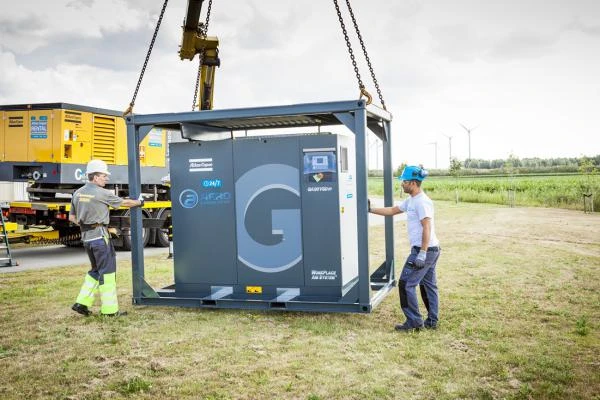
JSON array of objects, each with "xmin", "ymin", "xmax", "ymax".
[{"xmin": 236, "ymin": 164, "xmax": 302, "ymax": 273}]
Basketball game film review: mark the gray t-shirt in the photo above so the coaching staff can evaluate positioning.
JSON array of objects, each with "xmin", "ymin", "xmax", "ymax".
[{"xmin": 70, "ymin": 182, "xmax": 123, "ymax": 242}]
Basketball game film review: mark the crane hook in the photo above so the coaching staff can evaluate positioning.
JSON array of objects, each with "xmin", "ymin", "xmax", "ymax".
[
  {"xmin": 123, "ymin": 103, "xmax": 134, "ymax": 117},
  {"xmin": 359, "ymin": 87, "xmax": 373, "ymax": 105}
]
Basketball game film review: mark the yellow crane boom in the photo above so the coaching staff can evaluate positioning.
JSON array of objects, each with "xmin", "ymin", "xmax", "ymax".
[{"xmin": 179, "ymin": 0, "xmax": 220, "ymax": 110}]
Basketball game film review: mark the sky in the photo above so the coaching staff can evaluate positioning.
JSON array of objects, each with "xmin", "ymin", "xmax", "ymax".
[{"xmin": 1, "ymin": 0, "xmax": 599, "ymax": 169}]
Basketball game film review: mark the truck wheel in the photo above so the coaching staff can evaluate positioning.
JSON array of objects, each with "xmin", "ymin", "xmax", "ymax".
[
  {"xmin": 153, "ymin": 208, "xmax": 171, "ymax": 247},
  {"xmin": 120, "ymin": 209, "xmax": 151, "ymax": 250}
]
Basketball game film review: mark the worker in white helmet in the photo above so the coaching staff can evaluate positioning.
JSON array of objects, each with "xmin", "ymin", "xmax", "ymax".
[
  {"xmin": 369, "ymin": 165, "xmax": 441, "ymax": 331},
  {"xmin": 69, "ymin": 159, "xmax": 144, "ymax": 317}
]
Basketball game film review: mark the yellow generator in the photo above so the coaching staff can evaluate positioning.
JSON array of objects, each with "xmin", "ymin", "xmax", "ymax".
[
  {"xmin": 0, "ymin": 103, "xmax": 169, "ymax": 200},
  {"xmin": 0, "ymin": 103, "xmax": 173, "ymax": 249}
]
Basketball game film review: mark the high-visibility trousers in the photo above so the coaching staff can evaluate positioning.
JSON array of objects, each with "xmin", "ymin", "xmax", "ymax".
[
  {"xmin": 75, "ymin": 236, "xmax": 119, "ymax": 314},
  {"xmin": 75, "ymin": 274, "xmax": 98, "ymax": 308}
]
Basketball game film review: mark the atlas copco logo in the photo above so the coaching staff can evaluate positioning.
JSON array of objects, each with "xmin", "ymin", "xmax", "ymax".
[
  {"xmin": 188, "ymin": 158, "xmax": 213, "ymax": 172},
  {"xmin": 235, "ymin": 164, "xmax": 302, "ymax": 273}
]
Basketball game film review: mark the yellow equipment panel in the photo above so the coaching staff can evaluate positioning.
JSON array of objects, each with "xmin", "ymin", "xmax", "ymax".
[
  {"xmin": 140, "ymin": 128, "xmax": 167, "ymax": 167},
  {"xmin": 28, "ymin": 109, "xmax": 54, "ymax": 162},
  {"xmin": 58, "ymin": 108, "xmax": 93, "ymax": 164},
  {"xmin": 4, "ymin": 110, "xmax": 28, "ymax": 162}
]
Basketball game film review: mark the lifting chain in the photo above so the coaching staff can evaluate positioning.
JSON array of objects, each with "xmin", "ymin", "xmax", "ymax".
[
  {"xmin": 123, "ymin": 0, "xmax": 170, "ymax": 116},
  {"xmin": 333, "ymin": 0, "xmax": 387, "ymax": 110},
  {"xmin": 343, "ymin": 0, "xmax": 386, "ymax": 110},
  {"xmin": 192, "ymin": 0, "xmax": 213, "ymax": 111}
]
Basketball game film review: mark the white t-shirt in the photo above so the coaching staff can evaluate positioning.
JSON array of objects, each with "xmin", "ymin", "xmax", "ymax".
[{"xmin": 396, "ymin": 192, "xmax": 440, "ymax": 247}]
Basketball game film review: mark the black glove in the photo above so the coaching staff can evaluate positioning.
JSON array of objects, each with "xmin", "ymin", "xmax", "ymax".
[{"xmin": 368, "ymin": 199, "xmax": 371, "ymax": 212}]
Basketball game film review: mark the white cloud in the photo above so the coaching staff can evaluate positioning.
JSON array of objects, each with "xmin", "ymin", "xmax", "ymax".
[{"xmin": 1, "ymin": 0, "xmax": 599, "ymax": 169}]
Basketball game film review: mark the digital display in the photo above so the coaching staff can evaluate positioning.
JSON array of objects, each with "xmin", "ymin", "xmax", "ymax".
[
  {"xmin": 311, "ymin": 155, "xmax": 329, "ymax": 170},
  {"xmin": 303, "ymin": 151, "xmax": 337, "ymax": 183}
]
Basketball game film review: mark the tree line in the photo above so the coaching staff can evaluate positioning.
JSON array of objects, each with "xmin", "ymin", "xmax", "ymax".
[
  {"xmin": 380, "ymin": 155, "xmax": 600, "ymax": 177},
  {"xmin": 458, "ymin": 154, "xmax": 600, "ymax": 171}
]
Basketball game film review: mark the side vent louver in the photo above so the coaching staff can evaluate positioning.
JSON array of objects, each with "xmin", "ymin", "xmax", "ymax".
[{"xmin": 92, "ymin": 116, "xmax": 116, "ymax": 164}]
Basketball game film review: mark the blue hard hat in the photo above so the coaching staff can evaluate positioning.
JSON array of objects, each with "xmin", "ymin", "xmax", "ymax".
[{"xmin": 399, "ymin": 165, "xmax": 428, "ymax": 181}]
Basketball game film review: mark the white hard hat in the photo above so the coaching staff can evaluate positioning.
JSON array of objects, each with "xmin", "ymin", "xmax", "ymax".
[{"xmin": 85, "ymin": 159, "xmax": 111, "ymax": 175}]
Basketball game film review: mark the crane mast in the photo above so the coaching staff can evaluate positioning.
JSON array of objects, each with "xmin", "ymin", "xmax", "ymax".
[{"xmin": 179, "ymin": 0, "xmax": 220, "ymax": 110}]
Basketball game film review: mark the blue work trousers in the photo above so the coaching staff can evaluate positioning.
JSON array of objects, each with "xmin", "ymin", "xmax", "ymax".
[
  {"xmin": 83, "ymin": 237, "xmax": 117, "ymax": 285},
  {"xmin": 398, "ymin": 246, "xmax": 441, "ymax": 327}
]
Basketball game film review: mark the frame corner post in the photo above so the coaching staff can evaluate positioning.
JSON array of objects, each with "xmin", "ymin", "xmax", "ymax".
[
  {"xmin": 354, "ymin": 106, "xmax": 371, "ymax": 306},
  {"xmin": 126, "ymin": 117, "xmax": 145, "ymax": 303}
]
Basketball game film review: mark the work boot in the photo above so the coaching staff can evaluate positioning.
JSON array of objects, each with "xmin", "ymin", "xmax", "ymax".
[
  {"xmin": 394, "ymin": 321, "xmax": 424, "ymax": 332},
  {"xmin": 71, "ymin": 303, "xmax": 92, "ymax": 316},
  {"xmin": 102, "ymin": 311, "xmax": 128, "ymax": 317},
  {"xmin": 424, "ymin": 320, "xmax": 438, "ymax": 330}
]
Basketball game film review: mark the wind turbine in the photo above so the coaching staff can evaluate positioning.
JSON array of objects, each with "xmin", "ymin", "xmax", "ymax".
[{"xmin": 459, "ymin": 123, "xmax": 478, "ymax": 166}]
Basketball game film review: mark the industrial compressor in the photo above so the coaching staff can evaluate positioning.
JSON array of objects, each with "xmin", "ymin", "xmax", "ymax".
[{"xmin": 169, "ymin": 132, "xmax": 360, "ymax": 304}]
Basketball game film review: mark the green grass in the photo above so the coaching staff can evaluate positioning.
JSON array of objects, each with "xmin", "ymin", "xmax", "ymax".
[
  {"xmin": 115, "ymin": 376, "xmax": 153, "ymax": 395},
  {"xmin": 576, "ymin": 316, "xmax": 591, "ymax": 336},
  {"xmin": 0, "ymin": 202, "xmax": 599, "ymax": 399},
  {"xmin": 369, "ymin": 174, "xmax": 600, "ymax": 211}
]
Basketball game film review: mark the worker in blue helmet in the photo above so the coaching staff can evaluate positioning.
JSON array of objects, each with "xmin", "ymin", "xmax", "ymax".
[{"xmin": 369, "ymin": 165, "xmax": 441, "ymax": 331}]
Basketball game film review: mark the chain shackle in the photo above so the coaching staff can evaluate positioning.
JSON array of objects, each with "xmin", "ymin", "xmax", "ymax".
[{"xmin": 359, "ymin": 87, "xmax": 373, "ymax": 105}]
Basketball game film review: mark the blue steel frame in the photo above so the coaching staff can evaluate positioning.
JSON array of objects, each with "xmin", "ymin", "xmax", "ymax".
[{"xmin": 126, "ymin": 99, "xmax": 395, "ymax": 313}]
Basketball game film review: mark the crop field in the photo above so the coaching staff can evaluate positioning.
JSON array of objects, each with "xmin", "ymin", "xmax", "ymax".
[
  {"xmin": 369, "ymin": 174, "xmax": 600, "ymax": 211},
  {"xmin": 1, "ymin": 202, "xmax": 599, "ymax": 399}
]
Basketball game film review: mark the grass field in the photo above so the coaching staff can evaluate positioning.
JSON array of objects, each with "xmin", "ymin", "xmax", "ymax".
[
  {"xmin": 369, "ymin": 174, "xmax": 600, "ymax": 211},
  {"xmin": 1, "ymin": 202, "xmax": 599, "ymax": 399}
]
